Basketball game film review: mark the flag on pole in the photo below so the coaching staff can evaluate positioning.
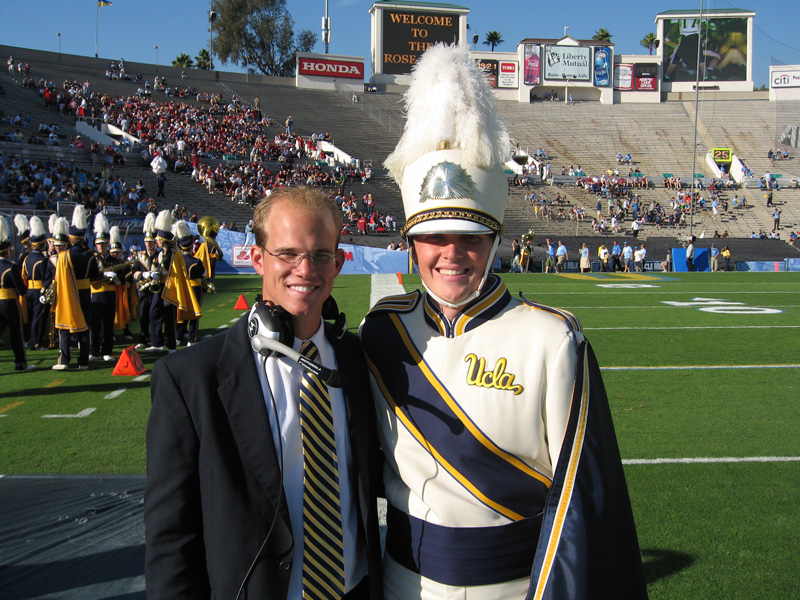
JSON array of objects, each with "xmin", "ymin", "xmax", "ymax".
[{"xmin": 98, "ymin": 1, "xmax": 112, "ymax": 6}]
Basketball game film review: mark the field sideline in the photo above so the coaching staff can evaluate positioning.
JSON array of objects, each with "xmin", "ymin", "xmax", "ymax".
[{"xmin": 1, "ymin": 271, "xmax": 798, "ymax": 599}]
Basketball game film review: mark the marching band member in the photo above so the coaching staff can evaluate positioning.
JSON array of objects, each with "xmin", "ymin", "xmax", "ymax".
[
  {"xmin": 22, "ymin": 217, "xmax": 48, "ymax": 350},
  {"xmin": 359, "ymin": 44, "xmax": 646, "ymax": 600},
  {"xmin": 146, "ymin": 210, "xmax": 175, "ymax": 352},
  {"xmin": 133, "ymin": 213, "xmax": 158, "ymax": 349},
  {"xmin": 89, "ymin": 213, "xmax": 122, "ymax": 362},
  {"xmin": 41, "ymin": 214, "xmax": 65, "ymax": 350},
  {"xmin": 194, "ymin": 215, "xmax": 223, "ymax": 291},
  {"xmin": 14, "ymin": 214, "xmax": 31, "ymax": 340},
  {"xmin": 14, "ymin": 213, "xmax": 30, "ymax": 268},
  {"xmin": 109, "ymin": 226, "xmax": 137, "ymax": 341},
  {"xmin": 1, "ymin": 217, "xmax": 34, "ymax": 371},
  {"xmin": 52, "ymin": 206, "xmax": 100, "ymax": 371},
  {"xmin": 172, "ymin": 220, "xmax": 204, "ymax": 346}
]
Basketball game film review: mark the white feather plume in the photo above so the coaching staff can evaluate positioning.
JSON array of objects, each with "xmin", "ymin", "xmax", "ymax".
[
  {"xmin": 53, "ymin": 217, "xmax": 69, "ymax": 239},
  {"xmin": 30, "ymin": 216, "xmax": 46, "ymax": 238},
  {"xmin": 94, "ymin": 212, "xmax": 109, "ymax": 236},
  {"xmin": 110, "ymin": 225, "xmax": 121, "ymax": 245},
  {"xmin": 172, "ymin": 220, "xmax": 191, "ymax": 240},
  {"xmin": 0, "ymin": 217, "xmax": 9, "ymax": 243},
  {"xmin": 385, "ymin": 43, "xmax": 510, "ymax": 187},
  {"xmin": 14, "ymin": 214, "xmax": 29, "ymax": 235},
  {"xmin": 143, "ymin": 212, "xmax": 156, "ymax": 235},
  {"xmin": 72, "ymin": 204, "xmax": 89, "ymax": 231},
  {"xmin": 155, "ymin": 209, "xmax": 173, "ymax": 233},
  {"xmin": 48, "ymin": 213, "xmax": 58, "ymax": 234}
]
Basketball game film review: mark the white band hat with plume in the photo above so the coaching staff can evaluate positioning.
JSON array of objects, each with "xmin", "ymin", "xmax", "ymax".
[
  {"xmin": 29, "ymin": 216, "xmax": 47, "ymax": 245},
  {"xmin": 143, "ymin": 212, "xmax": 157, "ymax": 241},
  {"xmin": 0, "ymin": 217, "xmax": 10, "ymax": 251},
  {"xmin": 109, "ymin": 225, "xmax": 122, "ymax": 250},
  {"xmin": 155, "ymin": 210, "xmax": 174, "ymax": 241},
  {"xmin": 385, "ymin": 43, "xmax": 510, "ymax": 238},
  {"xmin": 94, "ymin": 213, "xmax": 110, "ymax": 244},
  {"xmin": 69, "ymin": 204, "xmax": 90, "ymax": 238}
]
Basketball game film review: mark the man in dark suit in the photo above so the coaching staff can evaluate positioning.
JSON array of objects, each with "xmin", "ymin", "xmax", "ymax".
[{"xmin": 145, "ymin": 186, "xmax": 382, "ymax": 600}]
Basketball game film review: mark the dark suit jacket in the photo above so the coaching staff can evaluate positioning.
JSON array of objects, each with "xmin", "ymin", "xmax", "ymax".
[{"xmin": 145, "ymin": 315, "xmax": 383, "ymax": 600}]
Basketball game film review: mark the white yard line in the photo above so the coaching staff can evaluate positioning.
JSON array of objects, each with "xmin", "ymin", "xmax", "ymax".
[
  {"xmin": 603, "ymin": 364, "xmax": 800, "ymax": 371},
  {"xmin": 624, "ymin": 456, "xmax": 800, "ymax": 465},
  {"xmin": 370, "ymin": 273, "xmax": 405, "ymax": 307}
]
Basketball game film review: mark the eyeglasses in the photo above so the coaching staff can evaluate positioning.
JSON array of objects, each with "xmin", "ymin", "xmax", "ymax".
[{"xmin": 262, "ymin": 247, "xmax": 337, "ymax": 267}]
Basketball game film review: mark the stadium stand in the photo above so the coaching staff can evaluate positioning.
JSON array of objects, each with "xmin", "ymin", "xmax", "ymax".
[{"xmin": 1, "ymin": 44, "xmax": 799, "ymax": 261}]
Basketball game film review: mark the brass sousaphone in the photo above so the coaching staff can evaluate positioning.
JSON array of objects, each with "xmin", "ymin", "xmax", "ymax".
[{"xmin": 197, "ymin": 216, "xmax": 223, "ymax": 293}]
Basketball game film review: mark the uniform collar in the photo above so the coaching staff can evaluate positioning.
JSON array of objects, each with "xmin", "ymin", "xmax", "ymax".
[{"xmin": 423, "ymin": 274, "xmax": 510, "ymax": 338}]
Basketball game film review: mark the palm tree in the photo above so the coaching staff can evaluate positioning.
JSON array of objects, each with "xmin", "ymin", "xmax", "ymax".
[
  {"xmin": 592, "ymin": 28, "xmax": 613, "ymax": 42},
  {"xmin": 195, "ymin": 49, "xmax": 213, "ymax": 70},
  {"xmin": 640, "ymin": 33, "xmax": 658, "ymax": 55},
  {"xmin": 172, "ymin": 53, "xmax": 194, "ymax": 68},
  {"xmin": 483, "ymin": 31, "xmax": 504, "ymax": 51}
]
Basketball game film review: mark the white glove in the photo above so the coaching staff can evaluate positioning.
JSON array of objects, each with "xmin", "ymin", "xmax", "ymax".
[
  {"xmin": 151, "ymin": 272, "xmax": 160, "ymax": 282},
  {"xmin": 141, "ymin": 271, "xmax": 152, "ymax": 280}
]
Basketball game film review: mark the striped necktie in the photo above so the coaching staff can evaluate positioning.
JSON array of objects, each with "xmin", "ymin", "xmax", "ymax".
[{"xmin": 299, "ymin": 341, "xmax": 345, "ymax": 599}]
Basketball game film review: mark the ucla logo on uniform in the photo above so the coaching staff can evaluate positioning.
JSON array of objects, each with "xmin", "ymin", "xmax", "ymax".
[{"xmin": 464, "ymin": 354, "xmax": 523, "ymax": 395}]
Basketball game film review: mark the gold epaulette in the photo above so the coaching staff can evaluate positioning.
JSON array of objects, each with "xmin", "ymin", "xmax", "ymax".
[
  {"xmin": 518, "ymin": 292, "xmax": 583, "ymax": 333},
  {"xmin": 366, "ymin": 290, "xmax": 421, "ymax": 316}
]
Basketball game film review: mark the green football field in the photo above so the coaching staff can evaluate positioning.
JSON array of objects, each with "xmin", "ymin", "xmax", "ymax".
[{"xmin": 1, "ymin": 271, "xmax": 798, "ymax": 599}]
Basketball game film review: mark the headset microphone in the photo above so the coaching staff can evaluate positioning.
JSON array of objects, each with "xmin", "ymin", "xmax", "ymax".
[{"xmin": 248, "ymin": 302, "xmax": 346, "ymax": 388}]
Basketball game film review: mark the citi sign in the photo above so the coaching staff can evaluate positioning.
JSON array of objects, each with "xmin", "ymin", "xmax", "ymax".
[
  {"xmin": 771, "ymin": 71, "xmax": 800, "ymax": 88},
  {"xmin": 299, "ymin": 58, "xmax": 364, "ymax": 80}
]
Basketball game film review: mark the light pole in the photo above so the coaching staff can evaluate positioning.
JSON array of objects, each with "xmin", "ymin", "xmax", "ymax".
[
  {"xmin": 322, "ymin": 0, "xmax": 330, "ymax": 54},
  {"xmin": 563, "ymin": 74, "xmax": 570, "ymax": 105},
  {"xmin": 154, "ymin": 45, "xmax": 159, "ymax": 72},
  {"xmin": 564, "ymin": 26, "xmax": 569, "ymax": 38},
  {"xmin": 57, "ymin": 33, "xmax": 61, "ymax": 61},
  {"xmin": 209, "ymin": 10, "xmax": 218, "ymax": 70}
]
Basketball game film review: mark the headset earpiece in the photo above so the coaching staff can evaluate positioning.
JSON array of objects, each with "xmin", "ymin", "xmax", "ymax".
[{"xmin": 248, "ymin": 301, "xmax": 294, "ymax": 357}]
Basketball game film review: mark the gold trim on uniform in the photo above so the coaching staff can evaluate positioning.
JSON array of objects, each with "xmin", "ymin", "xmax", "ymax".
[
  {"xmin": 367, "ymin": 291, "xmax": 420, "ymax": 315},
  {"xmin": 400, "ymin": 208, "xmax": 502, "ymax": 237}
]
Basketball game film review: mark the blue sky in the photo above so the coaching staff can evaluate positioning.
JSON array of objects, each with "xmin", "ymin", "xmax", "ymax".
[{"xmin": 1, "ymin": 1, "xmax": 797, "ymax": 87}]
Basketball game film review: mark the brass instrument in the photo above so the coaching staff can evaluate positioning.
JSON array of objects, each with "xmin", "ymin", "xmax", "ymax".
[
  {"xmin": 136, "ymin": 275, "xmax": 162, "ymax": 293},
  {"xmin": 198, "ymin": 216, "xmax": 223, "ymax": 294},
  {"xmin": 521, "ymin": 227, "xmax": 535, "ymax": 243},
  {"xmin": 40, "ymin": 281, "xmax": 56, "ymax": 304}
]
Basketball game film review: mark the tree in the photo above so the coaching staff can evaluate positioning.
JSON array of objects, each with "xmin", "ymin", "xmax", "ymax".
[
  {"xmin": 483, "ymin": 31, "xmax": 504, "ymax": 51},
  {"xmin": 172, "ymin": 53, "xmax": 194, "ymax": 68},
  {"xmin": 195, "ymin": 49, "xmax": 213, "ymax": 70},
  {"xmin": 592, "ymin": 28, "xmax": 613, "ymax": 42},
  {"xmin": 640, "ymin": 33, "xmax": 658, "ymax": 55},
  {"xmin": 210, "ymin": 0, "xmax": 316, "ymax": 77}
]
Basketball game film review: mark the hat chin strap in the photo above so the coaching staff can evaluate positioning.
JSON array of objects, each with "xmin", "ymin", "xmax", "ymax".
[{"xmin": 420, "ymin": 235, "xmax": 501, "ymax": 311}]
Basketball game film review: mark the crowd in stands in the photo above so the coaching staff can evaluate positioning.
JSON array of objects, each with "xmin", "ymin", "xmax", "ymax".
[{"xmin": 0, "ymin": 148, "xmax": 162, "ymax": 215}]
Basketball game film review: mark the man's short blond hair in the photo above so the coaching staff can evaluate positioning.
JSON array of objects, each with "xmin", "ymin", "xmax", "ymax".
[{"xmin": 252, "ymin": 187, "xmax": 342, "ymax": 248}]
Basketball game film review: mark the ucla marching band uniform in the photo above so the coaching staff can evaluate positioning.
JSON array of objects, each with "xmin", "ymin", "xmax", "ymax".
[
  {"xmin": 89, "ymin": 214, "xmax": 122, "ymax": 361},
  {"xmin": 133, "ymin": 212, "xmax": 158, "ymax": 349},
  {"xmin": 22, "ymin": 217, "xmax": 48, "ymax": 350},
  {"xmin": 173, "ymin": 221, "xmax": 205, "ymax": 346},
  {"xmin": 361, "ymin": 44, "xmax": 646, "ymax": 600},
  {"xmin": 53, "ymin": 207, "xmax": 100, "ymax": 370},
  {"xmin": 1, "ymin": 217, "xmax": 34, "ymax": 371},
  {"xmin": 147, "ymin": 210, "xmax": 176, "ymax": 352}
]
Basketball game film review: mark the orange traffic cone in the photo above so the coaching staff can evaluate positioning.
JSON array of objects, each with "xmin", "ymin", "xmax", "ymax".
[
  {"xmin": 234, "ymin": 294, "xmax": 250, "ymax": 310},
  {"xmin": 112, "ymin": 345, "xmax": 147, "ymax": 376}
]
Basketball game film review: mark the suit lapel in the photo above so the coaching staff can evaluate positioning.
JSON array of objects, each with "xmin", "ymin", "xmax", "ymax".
[{"xmin": 217, "ymin": 317, "xmax": 290, "ymax": 526}]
